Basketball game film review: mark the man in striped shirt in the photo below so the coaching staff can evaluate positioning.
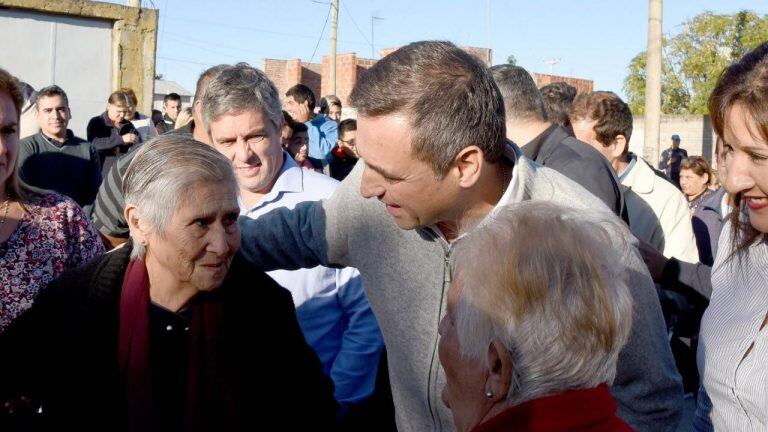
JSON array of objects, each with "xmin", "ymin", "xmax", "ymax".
[{"xmin": 92, "ymin": 65, "xmax": 226, "ymax": 248}]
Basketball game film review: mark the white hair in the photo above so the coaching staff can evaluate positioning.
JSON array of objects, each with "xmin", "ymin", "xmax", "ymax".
[
  {"xmin": 123, "ymin": 134, "xmax": 238, "ymax": 260},
  {"xmin": 453, "ymin": 201, "xmax": 634, "ymax": 405}
]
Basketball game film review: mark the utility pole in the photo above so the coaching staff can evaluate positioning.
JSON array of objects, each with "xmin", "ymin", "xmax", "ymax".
[
  {"xmin": 643, "ymin": 0, "xmax": 663, "ymax": 164},
  {"xmin": 371, "ymin": 15, "xmax": 384, "ymax": 58},
  {"xmin": 329, "ymin": 0, "xmax": 339, "ymax": 95},
  {"xmin": 544, "ymin": 58, "xmax": 561, "ymax": 74}
]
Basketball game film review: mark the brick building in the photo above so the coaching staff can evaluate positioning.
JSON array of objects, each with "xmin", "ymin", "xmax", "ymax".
[
  {"xmin": 532, "ymin": 72, "xmax": 593, "ymax": 94},
  {"xmin": 262, "ymin": 46, "xmax": 592, "ymax": 108},
  {"xmin": 263, "ymin": 46, "xmax": 493, "ymax": 107}
]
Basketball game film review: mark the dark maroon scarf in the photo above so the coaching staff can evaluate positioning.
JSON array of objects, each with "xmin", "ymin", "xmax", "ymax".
[{"xmin": 118, "ymin": 259, "xmax": 237, "ymax": 432}]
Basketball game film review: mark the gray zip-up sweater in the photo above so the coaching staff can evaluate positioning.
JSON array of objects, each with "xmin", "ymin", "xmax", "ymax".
[{"xmin": 239, "ymin": 143, "xmax": 683, "ymax": 431}]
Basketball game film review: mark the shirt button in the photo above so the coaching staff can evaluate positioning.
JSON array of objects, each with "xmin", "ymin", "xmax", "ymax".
[{"xmin": 166, "ymin": 325, "xmax": 173, "ymax": 331}]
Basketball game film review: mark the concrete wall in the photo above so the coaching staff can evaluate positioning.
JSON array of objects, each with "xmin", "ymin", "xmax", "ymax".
[
  {"xmin": 630, "ymin": 115, "xmax": 716, "ymax": 165},
  {"xmin": 0, "ymin": 0, "xmax": 159, "ymax": 119}
]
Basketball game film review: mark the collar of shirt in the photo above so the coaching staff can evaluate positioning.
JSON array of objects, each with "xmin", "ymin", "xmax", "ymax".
[
  {"xmin": 40, "ymin": 130, "xmax": 73, "ymax": 149},
  {"xmin": 239, "ymin": 152, "xmax": 303, "ymax": 215},
  {"xmin": 429, "ymin": 141, "xmax": 522, "ymax": 245},
  {"xmin": 618, "ymin": 152, "xmax": 638, "ymax": 182}
]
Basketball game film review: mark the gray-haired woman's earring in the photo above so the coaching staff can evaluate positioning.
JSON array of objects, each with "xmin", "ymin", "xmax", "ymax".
[{"xmin": 486, "ymin": 391, "xmax": 493, "ymax": 399}]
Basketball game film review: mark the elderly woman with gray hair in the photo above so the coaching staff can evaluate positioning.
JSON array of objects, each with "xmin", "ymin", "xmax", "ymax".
[
  {"xmin": 439, "ymin": 201, "xmax": 635, "ymax": 432},
  {"xmin": 0, "ymin": 135, "xmax": 337, "ymax": 431}
]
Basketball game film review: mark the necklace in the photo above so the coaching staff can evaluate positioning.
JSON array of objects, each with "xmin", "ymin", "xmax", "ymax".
[{"xmin": 0, "ymin": 199, "xmax": 10, "ymax": 230}]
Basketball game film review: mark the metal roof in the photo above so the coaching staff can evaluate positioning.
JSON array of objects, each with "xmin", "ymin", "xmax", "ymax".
[{"xmin": 154, "ymin": 79, "xmax": 193, "ymax": 97}]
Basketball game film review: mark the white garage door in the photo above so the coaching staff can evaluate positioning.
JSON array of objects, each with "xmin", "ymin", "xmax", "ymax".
[{"xmin": 0, "ymin": 8, "xmax": 113, "ymax": 138}]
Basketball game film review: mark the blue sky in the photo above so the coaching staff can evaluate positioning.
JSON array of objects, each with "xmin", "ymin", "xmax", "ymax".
[{"xmin": 108, "ymin": 0, "xmax": 768, "ymax": 99}]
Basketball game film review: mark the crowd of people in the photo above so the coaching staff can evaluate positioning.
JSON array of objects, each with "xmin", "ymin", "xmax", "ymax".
[{"xmin": 0, "ymin": 38, "xmax": 766, "ymax": 432}]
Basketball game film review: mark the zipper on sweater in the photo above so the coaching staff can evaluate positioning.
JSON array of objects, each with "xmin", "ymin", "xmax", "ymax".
[{"xmin": 444, "ymin": 253, "xmax": 452, "ymax": 283}]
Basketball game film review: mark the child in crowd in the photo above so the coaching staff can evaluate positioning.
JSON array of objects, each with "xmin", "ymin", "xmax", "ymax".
[{"xmin": 330, "ymin": 119, "xmax": 358, "ymax": 181}]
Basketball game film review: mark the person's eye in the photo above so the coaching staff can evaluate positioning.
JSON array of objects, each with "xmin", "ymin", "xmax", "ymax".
[
  {"xmin": 194, "ymin": 218, "xmax": 211, "ymax": 228},
  {"xmin": 1, "ymin": 126, "xmax": 17, "ymax": 135},
  {"xmin": 749, "ymin": 152, "xmax": 768, "ymax": 162},
  {"xmin": 248, "ymin": 135, "xmax": 267, "ymax": 144},
  {"xmin": 223, "ymin": 213, "xmax": 238, "ymax": 226}
]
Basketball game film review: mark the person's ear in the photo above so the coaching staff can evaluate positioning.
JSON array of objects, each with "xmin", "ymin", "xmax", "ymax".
[
  {"xmin": 484, "ymin": 339, "xmax": 511, "ymax": 403},
  {"xmin": 610, "ymin": 134, "xmax": 628, "ymax": 159},
  {"xmin": 124, "ymin": 205, "xmax": 150, "ymax": 246},
  {"xmin": 453, "ymin": 145, "xmax": 484, "ymax": 189}
]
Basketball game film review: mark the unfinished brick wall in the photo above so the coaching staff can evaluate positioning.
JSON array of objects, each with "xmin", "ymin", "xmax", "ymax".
[
  {"xmin": 263, "ymin": 46, "xmax": 592, "ymax": 111},
  {"xmin": 264, "ymin": 58, "xmax": 321, "ymax": 103},
  {"xmin": 532, "ymin": 73, "xmax": 593, "ymax": 94}
]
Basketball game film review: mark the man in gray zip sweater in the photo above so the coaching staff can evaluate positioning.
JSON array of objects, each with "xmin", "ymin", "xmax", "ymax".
[{"xmin": 237, "ymin": 41, "xmax": 683, "ymax": 431}]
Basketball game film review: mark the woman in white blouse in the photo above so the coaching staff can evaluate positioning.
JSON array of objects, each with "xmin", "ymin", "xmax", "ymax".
[{"xmin": 695, "ymin": 42, "xmax": 768, "ymax": 431}]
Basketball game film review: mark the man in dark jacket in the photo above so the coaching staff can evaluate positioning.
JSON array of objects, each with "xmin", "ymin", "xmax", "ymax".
[
  {"xmin": 489, "ymin": 65, "xmax": 627, "ymax": 220},
  {"xmin": 18, "ymin": 85, "xmax": 101, "ymax": 214}
]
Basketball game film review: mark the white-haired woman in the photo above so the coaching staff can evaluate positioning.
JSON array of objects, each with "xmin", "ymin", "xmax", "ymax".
[
  {"xmin": 0, "ymin": 135, "xmax": 337, "ymax": 431},
  {"xmin": 438, "ymin": 201, "xmax": 634, "ymax": 432}
]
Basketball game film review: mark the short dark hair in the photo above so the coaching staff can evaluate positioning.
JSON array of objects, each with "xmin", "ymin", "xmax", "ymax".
[
  {"xmin": 569, "ymin": 91, "xmax": 633, "ymax": 147},
  {"xmin": 338, "ymin": 118, "xmax": 356, "ymax": 137},
  {"xmin": 282, "ymin": 110, "xmax": 294, "ymax": 129},
  {"xmin": 108, "ymin": 90, "xmax": 133, "ymax": 107},
  {"xmin": 489, "ymin": 64, "xmax": 547, "ymax": 122},
  {"xmin": 680, "ymin": 156, "xmax": 712, "ymax": 184},
  {"xmin": 164, "ymin": 92, "xmax": 181, "ymax": 105},
  {"xmin": 35, "ymin": 85, "xmax": 69, "ymax": 109},
  {"xmin": 120, "ymin": 87, "xmax": 139, "ymax": 106},
  {"xmin": 539, "ymin": 82, "xmax": 577, "ymax": 128},
  {"xmin": 348, "ymin": 40, "xmax": 506, "ymax": 176},
  {"xmin": 286, "ymin": 84, "xmax": 316, "ymax": 111},
  {"xmin": 195, "ymin": 64, "xmax": 228, "ymax": 102},
  {"xmin": 319, "ymin": 94, "xmax": 342, "ymax": 114},
  {"xmin": 292, "ymin": 122, "xmax": 308, "ymax": 133}
]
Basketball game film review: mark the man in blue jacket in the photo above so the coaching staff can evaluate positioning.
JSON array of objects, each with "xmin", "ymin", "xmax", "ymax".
[{"xmin": 284, "ymin": 84, "xmax": 338, "ymax": 172}]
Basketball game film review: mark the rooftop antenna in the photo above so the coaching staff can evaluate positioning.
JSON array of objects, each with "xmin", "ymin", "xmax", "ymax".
[{"xmin": 544, "ymin": 58, "xmax": 561, "ymax": 74}]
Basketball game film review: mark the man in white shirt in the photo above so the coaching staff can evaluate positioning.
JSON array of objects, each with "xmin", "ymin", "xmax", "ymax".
[
  {"xmin": 200, "ymin": 63, "xmax": 384, "ymax": 418},
  {"xmin": 570, "ymin": 91, "xmax": 699, "ymax": 263}
]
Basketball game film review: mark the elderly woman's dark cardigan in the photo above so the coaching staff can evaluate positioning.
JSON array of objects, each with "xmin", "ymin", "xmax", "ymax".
[{"xmin": 0, "ymin": 244, "xmax": 337, "ymax": 431}]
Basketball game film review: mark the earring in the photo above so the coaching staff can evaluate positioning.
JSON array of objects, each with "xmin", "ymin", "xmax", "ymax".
[
  {"xmin": 140, "ymin": 239, "xmax": 147, "ymax": 246},
  {"xmin": 485, "ymin": 391, "xmax": 493, "ymax": 399}
]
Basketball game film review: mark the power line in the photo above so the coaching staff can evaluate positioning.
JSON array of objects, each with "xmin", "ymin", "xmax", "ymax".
[
  {"xmin": 340, "ymin": 0, "xmax": 370, "ymax": 45},
  {"xmin": 165, "ymin": 15, "xmax": 371, "ymax": 47},
  {"xmin": 308, "ymin": 4, "xmax": 332, "ymax": 65},
  {"xmin": 158, "ymin": 55, "xmax": 213, "ymax": 67},
  {"xmin": 163, "ymin": 31, "xmax": 263, "ymax": 57},
  {"xmin": 163, "ymin": 34, "xmax": 243, "ymax": 60}
]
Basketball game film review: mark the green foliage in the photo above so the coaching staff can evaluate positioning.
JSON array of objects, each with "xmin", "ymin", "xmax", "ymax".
[
  {"xmin": 507, "ymin": 54, "xmax": 517, "ymax": 66},
  {"xmin": 623, "ymin": 10, "xmax": 768, "ymax": 115}
]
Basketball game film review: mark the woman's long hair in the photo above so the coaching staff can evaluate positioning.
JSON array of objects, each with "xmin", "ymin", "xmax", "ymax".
[{"xmin": 709, "ymin": 42, "xmax": 768, "ymax": 256}]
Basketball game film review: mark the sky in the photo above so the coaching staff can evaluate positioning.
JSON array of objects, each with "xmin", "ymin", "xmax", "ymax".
[{"xmin": 108, "ymin": 0, "xmax": 768, "ymax": 100}]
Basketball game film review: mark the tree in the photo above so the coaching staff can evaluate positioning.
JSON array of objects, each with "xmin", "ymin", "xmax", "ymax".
[
  {"xmin": 624, "ymin": 10, "xmax": 768, "ymax": 115},
  {"xmin": 506, "ymin": 54, "xmax": 517, "ymax": 66}
]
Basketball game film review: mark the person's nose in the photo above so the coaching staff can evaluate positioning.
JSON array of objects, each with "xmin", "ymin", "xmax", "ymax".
[
  {"xmin": 724, "ymin": 154, "xmax": 755, "ymax": 195},
  {"xmin": 207, "ymin": 224, "xmax": 231, "ymax": 257},
  {"xmin": 235, "ymin": 139, "xmax": 253, "ymax": 162},
  {"xmin": 359, "ymin": 167, "xmax": 385, "ymax": 199}
]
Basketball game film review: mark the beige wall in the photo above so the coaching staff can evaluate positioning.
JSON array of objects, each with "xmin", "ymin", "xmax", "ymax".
[
  {"xmin": 0, "ymin": 0, "xmax": 159, "ymax": 115},
  {"xmin": 630, "ymin": 115, "xmax": 716, "ymax": 165}
]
